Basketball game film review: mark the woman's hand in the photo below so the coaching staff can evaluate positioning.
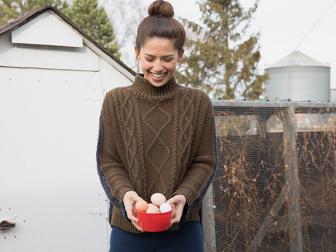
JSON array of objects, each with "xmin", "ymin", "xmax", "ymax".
[
  {"xmin": 166, "ymin": 194, "xmax": 187, "ymax": 226},
  {"xmin": 122, "ymin": 190, "xmax": 144, "ymax": 232}
]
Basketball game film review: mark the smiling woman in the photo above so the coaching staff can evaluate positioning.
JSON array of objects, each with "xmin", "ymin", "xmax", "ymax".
[
  {"xmin": 134, "ymin": 0, "xmax": 185, "ymax": 87},
  {"xmin": 135, "ymin": 37, "xmax": 183, "ymax": 86},
  {"xmin": 96, "ymin": 1, "xmax": 216, "ymax": 252}
]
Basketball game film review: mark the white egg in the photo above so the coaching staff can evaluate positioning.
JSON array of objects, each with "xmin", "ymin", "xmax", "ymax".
[
  {"xmin": 151, "ymin": 193, "xmax": 166, "ymax": 206},
  {"xmin": 159, "ymin": 203, "xmax": 172, "ymax": 213}
]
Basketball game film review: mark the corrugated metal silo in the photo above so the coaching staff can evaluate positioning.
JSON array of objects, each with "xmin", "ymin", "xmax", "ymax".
[
  {"xmin": 330, "ymin": 89, "xmax": 336, "ymax": 101},
  {"xmin": 265, "ymin": 51, "xmax": 330, "ymax": 101}
]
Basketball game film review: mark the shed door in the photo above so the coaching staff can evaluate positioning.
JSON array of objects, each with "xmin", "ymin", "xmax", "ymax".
[{"xmin": 0, "ymin": 67, "xmax": 110, "ymax": 252}]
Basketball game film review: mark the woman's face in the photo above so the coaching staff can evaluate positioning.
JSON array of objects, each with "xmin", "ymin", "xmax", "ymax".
[{"xmin": 135, "ymin": 37, "xmax": 184, "ymax": 87}]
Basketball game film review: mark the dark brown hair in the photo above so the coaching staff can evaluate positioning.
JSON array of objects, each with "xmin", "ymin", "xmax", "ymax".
[{"xmin": 135, "ymin": 0, "xmax": 186, "ymax": 51}]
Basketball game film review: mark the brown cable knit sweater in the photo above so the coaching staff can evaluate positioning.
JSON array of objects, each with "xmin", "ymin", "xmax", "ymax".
[{"xmin": 96, "ymin": 74, "xmax": 216, "ymax": 233}]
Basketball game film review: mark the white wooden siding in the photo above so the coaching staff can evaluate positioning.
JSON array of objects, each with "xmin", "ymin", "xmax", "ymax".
[
  {"xmin": 0, "ymin": 67, "xmax": 110, "ymax": 252},
  {"xmin": 0, "ymin": 34, "xmax": 99, "ymax": 71}
]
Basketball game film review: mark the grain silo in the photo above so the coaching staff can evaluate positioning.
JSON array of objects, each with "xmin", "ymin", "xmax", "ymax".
[{"xmin": 265, "ymin": 51, "xmax": 330, "ymax": 101}]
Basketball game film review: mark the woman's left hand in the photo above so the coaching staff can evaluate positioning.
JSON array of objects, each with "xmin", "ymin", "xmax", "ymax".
[{"xmin": 166, "ymin": 194, "xmax": 186, "ymax": 226}]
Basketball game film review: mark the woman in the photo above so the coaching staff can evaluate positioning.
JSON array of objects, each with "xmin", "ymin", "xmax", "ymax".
[{"xmin": 96, "ymin": 1, "xmax": 216, "ymax": 251}]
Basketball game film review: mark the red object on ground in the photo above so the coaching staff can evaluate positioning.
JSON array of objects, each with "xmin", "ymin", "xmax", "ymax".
[{"xmin": 136, "ymin": 209, "xmax": 172, "ymax": 232}]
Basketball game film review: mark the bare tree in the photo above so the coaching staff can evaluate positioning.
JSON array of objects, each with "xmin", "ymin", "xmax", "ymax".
[{"xmin": 100, "ymin": 0, "xmax": 146, "ymax": 70}]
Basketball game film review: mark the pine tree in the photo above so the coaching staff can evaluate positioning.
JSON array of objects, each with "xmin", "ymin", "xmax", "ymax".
[
  {"xmin": 0, "ymin": 0, "xmax": 68, "ymax": 26},
  {"xmin": 64, "ymin": 0, "xmax": 120, "ymax": 57},
  {"xmin": 176, "ymin": 0, "xmax": 267, "ymax": 100}
]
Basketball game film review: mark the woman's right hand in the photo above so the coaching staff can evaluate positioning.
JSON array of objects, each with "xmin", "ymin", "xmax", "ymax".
[{"xmin": 122, "ymin": 190, "xmax": 143, "ymax": 232}]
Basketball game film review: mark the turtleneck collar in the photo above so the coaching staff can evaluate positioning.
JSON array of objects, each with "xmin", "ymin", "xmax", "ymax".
[{"xmin": 130, "ymin": 74, "xmax": 180, "ymax": 99}]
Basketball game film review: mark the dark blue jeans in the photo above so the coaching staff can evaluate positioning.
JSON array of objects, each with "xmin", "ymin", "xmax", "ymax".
[{"xmin": 109, "ymin": 222, "xmax": 204, "ymax": 252}]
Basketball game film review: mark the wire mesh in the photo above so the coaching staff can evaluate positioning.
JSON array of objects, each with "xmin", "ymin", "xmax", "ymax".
[{"xmin": 211, "ymin": 102, "xmax": 336, "ymax": 252}]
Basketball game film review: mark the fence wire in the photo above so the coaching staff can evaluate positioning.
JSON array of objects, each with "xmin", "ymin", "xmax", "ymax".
[{"xmin": 211, "ymin": 102, "xmax": 336, "ymax": 252}]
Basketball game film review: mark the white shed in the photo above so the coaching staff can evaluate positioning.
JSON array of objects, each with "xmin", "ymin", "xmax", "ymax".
[{"xmin": 0, "ymin": 6, "xmax": 135, "ymax": 252}]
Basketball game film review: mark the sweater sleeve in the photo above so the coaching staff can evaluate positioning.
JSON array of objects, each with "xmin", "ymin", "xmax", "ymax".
[
  {"xmin": 173, "ymin": 95, "xmax": 217, "ymax": 218},
  {"xmin": 96, "ymin": 91, "xmax": 135, "ymax": 217}
]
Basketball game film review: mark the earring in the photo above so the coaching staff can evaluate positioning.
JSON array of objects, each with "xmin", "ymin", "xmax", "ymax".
[{"xmin": 136, "ymin": 60, "xmax": 140, "ymax": 74}]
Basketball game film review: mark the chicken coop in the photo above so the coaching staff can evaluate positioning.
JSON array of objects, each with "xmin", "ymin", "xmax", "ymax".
[
  {"xmin": 202, "ymin": 101, "xmax": 336, "ymax": 252},
  {"xmin": 0, "ymin": 6, "xmax": 134, "ymax": 252}
]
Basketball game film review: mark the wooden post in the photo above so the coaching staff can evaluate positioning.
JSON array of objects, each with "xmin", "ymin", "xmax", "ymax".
[
  {"xmin": 249, "ymin": 188, "xmax": 286, "ymax": 251},
  {"xmin": 202, "ymin": 183, "xmax": 217, "ymax": 252},
  {"xmin": 282, "ymin": 106, "xmax": 303, "ymax": 252}
]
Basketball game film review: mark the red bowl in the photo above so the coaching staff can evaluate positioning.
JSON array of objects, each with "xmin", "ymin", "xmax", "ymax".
[{"xmin": 136, "ymin": 209, "xmax": 172, "ymax": 232}]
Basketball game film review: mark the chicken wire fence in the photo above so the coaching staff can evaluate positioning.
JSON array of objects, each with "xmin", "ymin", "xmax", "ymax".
[{"xmin": 202, "ymin": 101, "xmax": 336, "ymax": 252}]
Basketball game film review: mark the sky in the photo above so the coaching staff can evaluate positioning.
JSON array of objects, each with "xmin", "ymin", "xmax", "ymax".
[{"xmin": 141, "ymin": 0, "xmax": 336, "ymax": 88}]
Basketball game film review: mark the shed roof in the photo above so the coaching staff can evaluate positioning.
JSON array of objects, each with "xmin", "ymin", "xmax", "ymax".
[
  {"xmin": 0, "ymin": 6, "xmax": 136, "ymax": 76},
  {"xmin": 267, "ymin": 50, "xmax": 329, "ymax": 69}
]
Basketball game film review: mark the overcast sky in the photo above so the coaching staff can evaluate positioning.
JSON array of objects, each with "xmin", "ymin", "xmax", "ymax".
[{"xmin": 142, "ymin": 0, "xmax": 336, "ymax": 88}]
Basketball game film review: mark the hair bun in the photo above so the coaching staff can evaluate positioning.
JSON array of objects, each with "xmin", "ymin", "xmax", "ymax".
[{"xmin": 148, "ymin": 0, "xmax": 174, "ymax": 18}]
